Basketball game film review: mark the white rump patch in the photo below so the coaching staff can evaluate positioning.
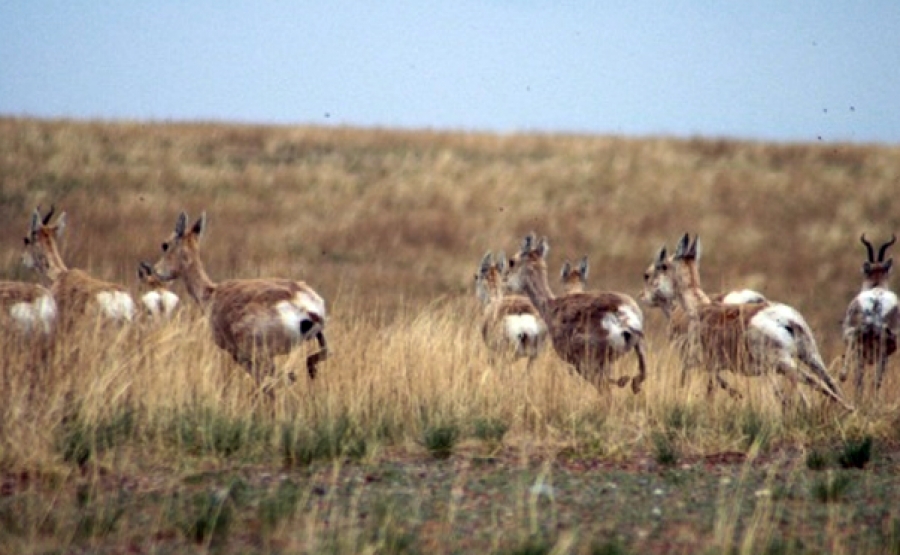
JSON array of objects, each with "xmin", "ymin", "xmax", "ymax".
[
  {"xmin": 504, "ymin": 314, "xmax": 544, "ymax": 342},
  {"xmin": 9, "ymin": 294, "xmax": 57, "ymax": 334},
  {"xmin": 857, "ymin": 288, "xmax": 898, "ymax": 319},
  {"xmin": 750, "ymin": 303, "xmax": 803, "ymax": 348},
  {"xmin": 275, "ymin": 291, "xmax": 326, "ymax": 340},
  {"xmin": 722, "ymin": 289, "xmax": 766, "ymax": 305},
  {"xmin": 142, "ymin": 290, "xmax": 180, "ymax": 318},
  {"xmin": 602, "ymin": 313, "xmax": 629, "ymax": 351},
  {"xmin": 96, "ymin": 291, "xmax": 135, "ymax": 322}
]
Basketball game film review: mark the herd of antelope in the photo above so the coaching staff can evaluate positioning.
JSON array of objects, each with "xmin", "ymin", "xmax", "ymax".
[
  {"xmin": 2, "ymin": 206, "xmax": 897, "ymax": 410},
  {"xmin": 477, "ymin": 231, "xmax": 897, "ymax": 412}
]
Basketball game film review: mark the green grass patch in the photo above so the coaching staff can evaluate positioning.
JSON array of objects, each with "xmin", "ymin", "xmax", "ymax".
[
  {"xmin": 421, "ymin": 423, "xmax": 460, "ymax": 460},
  {"xmin": 811, "ymin": 471, "xmax": 854, "ymax": 503}
]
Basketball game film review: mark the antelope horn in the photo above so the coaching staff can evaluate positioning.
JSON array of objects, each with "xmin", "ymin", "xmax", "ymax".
[
  {"xmin": 860, "ymin": 234, "xmax": 875, "ymax": 262},
  {"xmin": 878, "ymin": 234, "xmax": 897, "ymax": 261},
  {"xmin": 42, "ymin": 205, "xmax": 55, "ymax": 225}
]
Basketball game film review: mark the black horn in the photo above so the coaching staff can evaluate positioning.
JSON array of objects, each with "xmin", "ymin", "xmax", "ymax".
[
  {"xmin": 878, "ymin": 234, "xmax": 897, "ymax": 261},
  {"xmin": 42, "ymin": 205, "xmax": 55, "ymax": 225},
  {"xmin": 860, "ymin": 234, "xmax": 875, "ymax": 262}
]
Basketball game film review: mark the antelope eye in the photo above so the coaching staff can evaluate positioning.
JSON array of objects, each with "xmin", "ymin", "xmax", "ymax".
[
  {"xmin": 161, "ymin": 242, "xmax": 169, "ymax": 252},
  {"xmin": 643, "ymin": 272, "xmax": 650, "ymax": 281},
  {"xmin": 660, "ymin": 263, "xmax": 669, "ymax": 271},
  {"xmin": 23, "ymin": 237, "xmax": 30, "ymax": 245}
]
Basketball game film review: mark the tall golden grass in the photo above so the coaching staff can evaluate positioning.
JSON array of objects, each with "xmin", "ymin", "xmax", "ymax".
[{"xmin": 1, "ymin": 117, "xmax": 899, "ymax": 552}]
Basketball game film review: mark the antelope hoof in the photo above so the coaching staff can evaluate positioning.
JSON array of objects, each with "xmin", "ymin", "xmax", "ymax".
[
  {"xmin": 616, "ymin": 376, "xmax": 631, "ymax": 388},
  {"xmin": 307, "ymin": 363, "xmax": 318, "ymax": 380},
  {"xmin": 728, "ymin": 389, "xmax": 743, "ymax": 400},
  {"xmin": 287, "ymin": 371, "xmax": 297, "ymax": 384},
  {"xmin": 631, "ymin": 376, "xmax": 643, "ymax": 395}
]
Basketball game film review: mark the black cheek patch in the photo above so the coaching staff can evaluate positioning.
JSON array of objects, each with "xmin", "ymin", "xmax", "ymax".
[{"xmin": 300, "ymin": 319, "xmax": 315, "ymax": 335}]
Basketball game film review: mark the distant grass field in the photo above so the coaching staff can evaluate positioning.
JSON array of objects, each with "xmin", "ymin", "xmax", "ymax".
[{"xmin": 1, "ymin": 117, "xmax": 900, "ymax": 553}]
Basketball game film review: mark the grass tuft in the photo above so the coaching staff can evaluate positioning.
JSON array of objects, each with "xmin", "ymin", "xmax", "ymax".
[
  {"xmin": 811, "ymin": 471, "xmax": 854, "ymax": 504},
  {"xmin": 651, "ymin": 431, "xmax": 679, "ymax": 467},
  {"xmin": 805, "ymin": 448, "xmax": 828, "ymax": 471},
  {"xmin": 421, "ymin": 424, "xmax": 460, "ymax": 460},
  {"xmin": 837, "ymin": 436, "xmax": 873, "ymax": 469},
  {"xmin": 473, "ymin": 417, "xmax": 509, "ymax": 444}
]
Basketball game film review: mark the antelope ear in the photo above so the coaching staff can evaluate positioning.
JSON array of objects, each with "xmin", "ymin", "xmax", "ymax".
[
  {"xmin": 54, "ymin": 212, "xmax": 67, "ymax": 235},
  {"xmin": 656, "ymin": 245, "xmax": 667, "ymax": 264},
  {"xmin": 175, "ymin": 212, "xmax": 188, "ymax": 237},
  {"xmin": 137, "ymin": 262, "xmax": 150, "ymax": 279},
  {"xmin": 578, "ymin": 255, "xmax": 589, "ymax": 279},
  {"xmin": 689, "ymin": 235, "xmax": 701, "ymax": 260},
  {"xmin": 479, "ymin": 251, "xmax": 493, "ymax": 275},
  {"xmin": 192, "ymin": 211, "xmax": 207, "ymax": 237},
  {"xmin": 495, "ymin": 251, "xmax": 507, "ymax": 274},
  {"xmin": 862, "ymin": 261, "xmax": 872, "ymax": 275},
  {"xmin": 536, "ymin": 236, "xmax": 550, "ymax": 258},
  {"xmin": 560, "ymin": 260, "xmax": 572, "ymax": 280},
  {"xmin": 674, "ymin": 233, "xmax": 690, "ymax": 259},
  {"xmin": 520, "ymin": 233, "xmax": 535, "ymax": 255},
  {"xmin": 885, "ymin": 258, "xmax": 894, "ymax": 272},
  {"xmin": 30, "ymin": 209, "xmax": 42, "ymax": 235}
]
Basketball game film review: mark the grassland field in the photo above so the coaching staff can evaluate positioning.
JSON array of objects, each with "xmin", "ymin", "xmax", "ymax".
[{"xmin": 1, "ymin": 117, "xmax": 900, "ymax": 554}]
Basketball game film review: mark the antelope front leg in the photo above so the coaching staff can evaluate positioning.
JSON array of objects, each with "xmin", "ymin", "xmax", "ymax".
[
  {"xmin": 306, "ymin": 331, "xmax": 329, "ymax": 379},
  {"xmin": 630, "ymin": 340, "xmax": 647, "ymax": 394},
  {"xmin": 838, "ymin": 340, "xmax": 853, "ymax": 383},
  {"xmin": 853, "ymin": 355, "xmax": 866, "ymax": 395},
  {"xmin": 875, "ymin": 356, "xmax": 887, "ymax": 391},
  {"xmin": 715, "ymin": 370, "xmax": 742, "ymax": 400}
]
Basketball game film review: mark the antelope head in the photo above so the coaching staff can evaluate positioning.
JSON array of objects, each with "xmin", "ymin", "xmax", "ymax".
[
  {"xmin": 152, "ymin": 211, "xmax": 207, "ymax": 282},
  {"xmin": 859, "ymin": 233, "xmax": 895, "ymax": 289},
  {"xmin": 505, "ymin": 233, "xmax": 549, "ymax": 295},
  {"xmin": 22, "ymin": 205, "xmax": 68, "ymax": 281},
  {"xmin": 560, "ymin": 255, "xmax": 589, "ymax": 294},
  {"xmin": 640, "ymin": 245, "xmax": 676, "ymax": 308},
  {"xmin": 474, "ymin": 251, "xmax": 507, "ymax": 305}
]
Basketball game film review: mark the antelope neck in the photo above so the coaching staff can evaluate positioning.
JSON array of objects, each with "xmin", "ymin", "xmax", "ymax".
[{"xmin": 181, "ymin": 255, "xmax": 217, "ymax": 306}]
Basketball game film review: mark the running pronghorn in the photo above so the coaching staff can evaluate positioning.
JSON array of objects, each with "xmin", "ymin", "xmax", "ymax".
[
  {"xmin": 147, "ymin": 211, "xmax": 328, "ymax": 391},
  {"xmin": 505, "ymin": 233, "xmax": 646, "ymax": 394},
  {"xmin": 137, "ymin": 261, "xmax": 180, "ymax": 319},
  {"xmin": 22, "ymin": 207, "xmax": 135, "ymax": 327},
  {"xmin": 474, "ymin": 251, "xmax": 547, "ymax": 370},
  {"xmin": 560, "ymin": 256, "xmax": 589, "ymax": 294},
  {"xmin": 839, "ymin": 234, "xmax": 898, "ymax": 393},
  {"xmin": 669, "ymin": 233, "xmax": 852, "ymax": 410},
  {"xmin": 639, "ymin": 244, "xmax": 766, "ymax": 383}
]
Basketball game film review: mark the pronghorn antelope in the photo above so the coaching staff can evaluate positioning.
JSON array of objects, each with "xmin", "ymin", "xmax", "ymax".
[
  {"xmin": 148, "ymin": 211, "xmax": 328, "ymax": 390},
  {"xmin": 839, "ymin": 234, "xmax": 898, "ymax": 393},
  {"xmin": 474, "ymin": 251, "xmax": 547, "ymax": 370},
  {"xmin": 505, "ymin": 233, "xmax": 646, "ymax": 394},
  {"xmin": 137, "ymin": 261, "xmax": 180, "ymax": 319},
  {"xmin": 560, "ymin": 256, "xmax": 589, "ymax": 294},
  {"xmin": 639, "ymin": 244, "xmax": 766, "ymax": 383},
  {"xmin": 22, "ymin": 207, "xmax": 135, "ymax": 326},
  {"xmin": 669, "ymin": 233, "xmax": 851, "ymax": 409},
  {"xmin": 0, "ymin": 281, "xmax": 57, "ymax": 336}
]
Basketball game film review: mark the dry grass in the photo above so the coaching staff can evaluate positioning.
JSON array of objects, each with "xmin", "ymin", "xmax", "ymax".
[{"xmin": 2, "ymin": 117, "xmax": 900, "ymax": 553}]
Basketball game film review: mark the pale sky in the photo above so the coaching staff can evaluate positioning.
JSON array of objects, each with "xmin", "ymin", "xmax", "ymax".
[{"xmin": 2, "ymin": 1, "xmax": 899, "ymax": 144}]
